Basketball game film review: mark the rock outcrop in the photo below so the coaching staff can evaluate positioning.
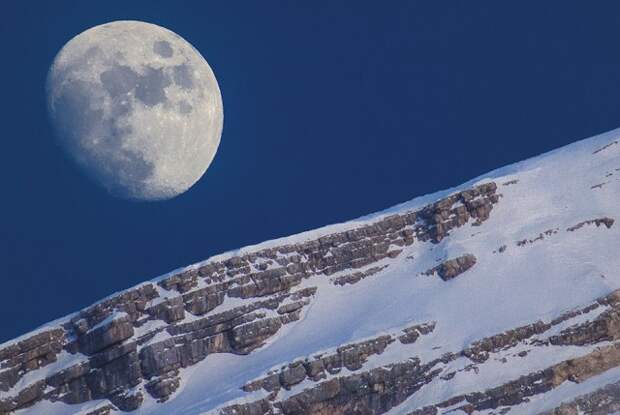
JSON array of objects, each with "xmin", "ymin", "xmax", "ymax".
[
  {"xmin": 423, "ymin": 254, "xmax": 477, "ymax": 281},
  {"xmin": 542, "ymin": 379, "xmax": 620, "ymax": 414},
  {"xmin": 566, "ymin": 217, "xmax": 615, "ymax": 232}
]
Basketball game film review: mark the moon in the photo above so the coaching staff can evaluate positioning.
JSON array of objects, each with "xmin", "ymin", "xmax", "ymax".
[{"xmin": 46, "ymin": 21, "xmax": 223, "ymax": 201}]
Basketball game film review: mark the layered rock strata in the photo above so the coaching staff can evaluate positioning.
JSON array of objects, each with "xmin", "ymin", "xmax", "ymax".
[
  {"xmin": 0, "ymin": 182, "xmax": 500, "ymax": 414},
  {"xmin": 220, "ymin": 289, "xmax": 620, "ymax": 415}
]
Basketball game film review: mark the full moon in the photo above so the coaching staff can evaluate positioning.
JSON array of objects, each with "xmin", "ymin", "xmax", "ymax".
[{"xmin": 46, "ymin": 21, "xmax": 223, "ymax": 201}]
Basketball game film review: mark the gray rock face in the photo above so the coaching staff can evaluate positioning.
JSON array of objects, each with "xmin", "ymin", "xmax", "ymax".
[
  {"xmin": 398, "ymin": 322, "xmax": 437, "ymax": 344},
  {"xmin": 541, "ymin": 379, "xmax": 620, "ymax": 414},
  {"xmin": 423, "ymin": 254, "xmax": 477, "ymax": 281},
  {"xmin": 77, "ymin": 317, "xmax": 134, "ymax": 355},
  {"xmin": 0, "ymin": 329, "xmax": 65, "ymax": 393},
  {"xmin": 566, "ymin": 217, "xmax": 615, "ymax": 232},
  {"xmin": 242, "ymin": 333, "xmax": 416, "ymax": 394}
]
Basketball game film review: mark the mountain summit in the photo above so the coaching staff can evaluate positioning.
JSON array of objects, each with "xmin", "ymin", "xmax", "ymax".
[{"xmin": 2, "ymin": 130, "xmax": 620, "ymax": 415}]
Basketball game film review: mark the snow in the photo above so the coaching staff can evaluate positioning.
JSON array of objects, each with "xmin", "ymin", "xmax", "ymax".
[
  {"xmin": 14, "ymin": 398, "xmax": 114, "ymax": 415},
  {"xmin": 10, "ymin": 126, "xmax": 620, "ymax": 414}
]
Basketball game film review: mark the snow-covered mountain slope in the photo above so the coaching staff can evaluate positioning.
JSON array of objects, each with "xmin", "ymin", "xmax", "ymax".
[{"xmin": 2, "ymin": 129, "xmax": 620, "ymax": 415}]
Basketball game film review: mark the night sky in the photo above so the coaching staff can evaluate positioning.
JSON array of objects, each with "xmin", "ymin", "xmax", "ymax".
[{"xmin": 3, "ymin": 1, "xmax": 620, "ymax": 343}]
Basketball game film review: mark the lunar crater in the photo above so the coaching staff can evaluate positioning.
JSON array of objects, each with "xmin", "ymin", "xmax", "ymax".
[
  {"xmin": 134, "ymin": 66, "xmax": 171, "ymax": 107},
  {"xmin": 172, "ymin": 64, "xmax": 194, "ymax": 90},
  {"xmin": 47, "ymin": 21, "xmax": 223, "ymax": 201},
  {"xmin": 153, "ymin": 40, "xmax": 174, "ymax": 58},
  {"xmin": 179, "ymin": 100, "xmax": 193, "ymax": 114}
]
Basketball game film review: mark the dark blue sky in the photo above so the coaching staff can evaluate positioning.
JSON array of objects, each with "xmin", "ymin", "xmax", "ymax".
[{"xmin": 3, "ymin": 1, "xmax": 620, "ymax": 342}]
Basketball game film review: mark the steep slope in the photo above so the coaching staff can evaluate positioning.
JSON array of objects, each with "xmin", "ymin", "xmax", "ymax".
[{"xmin": 2, "ymin": 129, "xmax": 620, "ymax": 415}]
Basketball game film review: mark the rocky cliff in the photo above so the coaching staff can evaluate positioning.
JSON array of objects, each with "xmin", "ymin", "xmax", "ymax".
[{"xmin": 2, "ymin": 130, "xmax": 620, "ymax": 415}]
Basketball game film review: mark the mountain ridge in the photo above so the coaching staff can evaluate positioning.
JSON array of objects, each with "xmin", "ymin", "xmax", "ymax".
[{"xmin": 2, "ymin": 128, "xmax": 620, "ymax": 414}]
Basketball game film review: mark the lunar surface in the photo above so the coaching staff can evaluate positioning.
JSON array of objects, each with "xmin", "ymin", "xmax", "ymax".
[{"xmin": 46, "ymin": 21, "xmax": 223, "ymax": 200}]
